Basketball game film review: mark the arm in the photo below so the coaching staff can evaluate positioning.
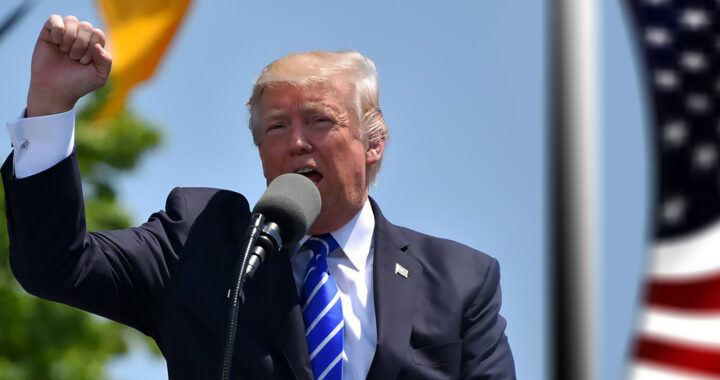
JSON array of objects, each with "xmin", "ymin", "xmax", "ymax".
[
  {"xmin": 2, "ymin": 16, "xmax": 178, "ymax": 333},
  {"xmin": 461, "ymin": 258, "xmax": 516, "ymax": 379},
  {"xmin": 2, "ymin": 150, "xmax": 191, "ymax": 336}
]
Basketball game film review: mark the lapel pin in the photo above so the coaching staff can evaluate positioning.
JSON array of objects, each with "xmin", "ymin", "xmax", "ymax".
[{"xmin": 395, "ymin": 263, "xmax": 409, "ymax": 278}]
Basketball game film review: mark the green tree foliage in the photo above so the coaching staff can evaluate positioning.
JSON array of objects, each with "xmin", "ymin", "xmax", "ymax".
[{"xmin": 0, "ymin": 83, "xmax": 163, "ymax": 379}]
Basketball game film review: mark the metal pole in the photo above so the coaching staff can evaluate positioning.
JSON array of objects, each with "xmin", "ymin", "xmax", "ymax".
[{"xmin": 549, "ymin": 0, "xmax": 599, "ymax": 378}]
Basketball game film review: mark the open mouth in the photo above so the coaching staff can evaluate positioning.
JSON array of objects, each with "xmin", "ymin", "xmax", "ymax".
[{"xmin": 296, "ymin": 168, "xmax": 323, "ymax": 184}]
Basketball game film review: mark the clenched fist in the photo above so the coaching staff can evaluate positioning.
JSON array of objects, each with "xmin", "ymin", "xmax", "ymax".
[{"xmin": 27, "ymin": 15, "xmax": 112, "ymax": 117}]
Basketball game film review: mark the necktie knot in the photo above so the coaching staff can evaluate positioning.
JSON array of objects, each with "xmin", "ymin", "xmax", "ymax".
[{"xmin": 303, "ymin": 233, "xmax": 340, "ymax": 259}]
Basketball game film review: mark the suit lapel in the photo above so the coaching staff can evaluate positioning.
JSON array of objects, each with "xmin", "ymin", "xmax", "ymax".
[
  {"xmin": 262, "ymin": 247, "xmax": 314, "ymax": 380},
  {"xmin": 366, "ymin": 199, "xmax": 421, "ymax": 380}
]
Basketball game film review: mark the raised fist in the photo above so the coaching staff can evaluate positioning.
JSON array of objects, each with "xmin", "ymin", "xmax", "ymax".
[{"xmin": 27, "ymin": 15, "xmax": 112, "ymax": 117}]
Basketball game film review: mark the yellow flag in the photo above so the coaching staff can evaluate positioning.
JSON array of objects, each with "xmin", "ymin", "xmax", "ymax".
[{"xmin": 95, "ymin": 0, "xmax": 192, "ymax": 119}]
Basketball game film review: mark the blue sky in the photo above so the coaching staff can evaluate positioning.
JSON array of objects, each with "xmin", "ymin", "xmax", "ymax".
[{"xmin": 0, "ymin": 0, "xmax": 651, "ymax": 379}]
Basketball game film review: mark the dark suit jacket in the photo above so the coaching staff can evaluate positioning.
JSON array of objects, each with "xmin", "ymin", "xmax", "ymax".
[{"xmin": 2, "ymin": 151, "xmax": 515, "ymax": 379}]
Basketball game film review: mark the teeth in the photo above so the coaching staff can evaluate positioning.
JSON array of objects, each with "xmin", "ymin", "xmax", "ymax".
[{"xmin": 296, "ymin": 168, "xmax": 313, "ymax": 174}]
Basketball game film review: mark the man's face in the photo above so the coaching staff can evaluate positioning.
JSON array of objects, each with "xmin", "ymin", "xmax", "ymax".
[{"xmin": 256, "ymin": 80, "xmax": 383, "ymax": 235}]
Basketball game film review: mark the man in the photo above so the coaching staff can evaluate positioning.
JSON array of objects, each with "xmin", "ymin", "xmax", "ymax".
[{"xmin": 4, "ymin": 15, "xmax": 515, "ymax": 379}]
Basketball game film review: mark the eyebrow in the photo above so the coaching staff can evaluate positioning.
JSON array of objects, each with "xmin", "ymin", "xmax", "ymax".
[
  {"xmin": 260, "ymin": 101, "xmax": 344, "ymax": 124},
  {"xmin": 260, "ymin": 109, "xmax": 288, "ymax": 123},
  {"xmin": 301, "ymin": 101, "xmax": 341, "ymax": 115}
]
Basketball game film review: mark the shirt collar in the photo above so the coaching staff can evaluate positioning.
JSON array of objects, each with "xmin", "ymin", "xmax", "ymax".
[{"xmin": 298, "ymin": 198, "xmax": 375, "ymax": 271}]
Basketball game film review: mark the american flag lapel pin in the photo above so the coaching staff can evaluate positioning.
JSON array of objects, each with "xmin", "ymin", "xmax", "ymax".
[{"xmin": 395, "ymin": 263, "xmax": 409, "ymax": 278}]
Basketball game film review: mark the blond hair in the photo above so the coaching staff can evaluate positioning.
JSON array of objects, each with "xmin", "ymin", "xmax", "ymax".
[{"xmin": 247, "ymin": 51, "xmax": 388, "ymax": 186}]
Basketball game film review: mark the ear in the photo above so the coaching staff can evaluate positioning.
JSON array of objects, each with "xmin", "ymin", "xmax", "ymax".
[{"xmin": 365, "ymin": 137, "xmax": 385, "ymax": 166}]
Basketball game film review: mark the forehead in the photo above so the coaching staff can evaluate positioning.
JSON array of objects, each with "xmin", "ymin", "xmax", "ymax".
[{"xmin": 257, "ymin": 80, "xmax": 353, "ymax": 113}]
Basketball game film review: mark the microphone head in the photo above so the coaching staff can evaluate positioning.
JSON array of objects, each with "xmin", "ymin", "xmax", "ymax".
[{"xmin": 253, "ymin": 173, "xmax": 321, "ymax": 245}]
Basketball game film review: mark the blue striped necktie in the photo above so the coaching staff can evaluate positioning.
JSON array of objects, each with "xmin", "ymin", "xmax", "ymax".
[{"xmin": 300, "ymin": 233, "xmax": 344, "ymax": 380}]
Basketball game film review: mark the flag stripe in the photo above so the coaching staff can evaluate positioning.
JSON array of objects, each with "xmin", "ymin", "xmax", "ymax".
[
  {"xmin": 635, "ymin": 336, "xmax": 720, "ymax": 377},
  {"xmin": 650, "ymin": 220, "xmax": 720, "ymax": 278},
  {"xmin": 629, "ymin": 362, "xmax": 720, "ymax": 380},
  {"xmin": 640, "ymin": 308, "xmax": 720, "ymax": 347},
  {"xmin": 647, "ymin": 275, "xmax": 720, "ymax": 310}
]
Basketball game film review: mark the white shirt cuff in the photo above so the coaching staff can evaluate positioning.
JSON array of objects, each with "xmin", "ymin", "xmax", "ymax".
[{"xmin": 6, "ymin": 108, "xmax": 75, "ymax": 179}]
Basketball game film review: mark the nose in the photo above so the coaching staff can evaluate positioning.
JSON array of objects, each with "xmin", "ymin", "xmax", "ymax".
[{"xmin": 288, "ymin": 121, "xmax": 312, "ymax": 155}]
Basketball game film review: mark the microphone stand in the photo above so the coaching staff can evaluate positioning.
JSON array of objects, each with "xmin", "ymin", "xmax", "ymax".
[{"xmin": 220, "ymin": 213, "xmax": 282, "ymax": 380}]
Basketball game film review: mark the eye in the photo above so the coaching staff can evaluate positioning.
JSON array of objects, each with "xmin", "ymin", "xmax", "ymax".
[
  {"xmin": 312, "ymin": 116, "xmax": 335, "ymax": 127},
  {"xmin": 265, "ymin": 123, "xmax": 284, "ymax": 131}
]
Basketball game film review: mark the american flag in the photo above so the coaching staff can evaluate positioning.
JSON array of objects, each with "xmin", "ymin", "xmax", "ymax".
[{"xmin": 626, "ymin": 0, "xmax": 720, "ymax": 378}]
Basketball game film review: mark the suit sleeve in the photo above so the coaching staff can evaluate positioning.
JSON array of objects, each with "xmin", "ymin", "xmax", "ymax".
[
  {"xmin": 2, "ymin": 151, "xmax": 191, "ymax": 337},
  {"xmin": 461, "ymin": 257, "xmax": 516, "ymax": 379}
]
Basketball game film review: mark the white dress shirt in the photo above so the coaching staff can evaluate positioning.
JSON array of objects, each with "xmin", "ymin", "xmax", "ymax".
[
  {"xmin": 292, "ymin": 199, "xmax": 377, "ymax": 380},
  {"xmin": 6, "ymin": 109, "xmax": 379, "ymax": 379}
]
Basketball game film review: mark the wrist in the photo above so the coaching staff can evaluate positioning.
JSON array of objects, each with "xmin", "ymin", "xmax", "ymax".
[{"xmin": 26, "ymin": 84, "xmax": 76, "ymax": 117}]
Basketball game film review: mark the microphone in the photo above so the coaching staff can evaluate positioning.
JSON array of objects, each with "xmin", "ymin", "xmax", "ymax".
[
  {"xmin": 245, "ymin": 173, "xmax": 321, "ymax": 279},
  {"xmin": 221, "ymin": 173, "xmax": 320, "ymax": 380}
]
